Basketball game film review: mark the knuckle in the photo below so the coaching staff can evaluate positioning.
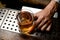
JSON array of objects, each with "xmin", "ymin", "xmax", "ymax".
[{"xmin": 41, "ymin": 27, "xmax": 45, "ymax": 31}]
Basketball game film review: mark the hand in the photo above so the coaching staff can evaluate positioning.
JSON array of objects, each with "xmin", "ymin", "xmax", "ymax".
[
  {"xmin": 28, "ymin": 0, "xmax": 57, "ymax": 33},
  {"xmin": 28, "ymin": 10, "xmax": 53, "ymax": 34},
  {"xmin": 33, "ymin": 0, "xmax": 57, "ymax": 31},
  {"xmin": 34, "ymin": 9, "xmax": 52, "ymax": 31},
  {"xmin": 28, "ymin": 9, "xmax": 56, "ymax": 33}
]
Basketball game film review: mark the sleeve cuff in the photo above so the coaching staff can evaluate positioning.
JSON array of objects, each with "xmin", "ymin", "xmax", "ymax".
[{"xmin": 55, "ymin": 0, "xmax": 60, "ymax": 4}]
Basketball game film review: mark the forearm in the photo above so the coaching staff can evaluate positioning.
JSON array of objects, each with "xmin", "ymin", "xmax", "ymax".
[{"xmin": 44, "ymin": 0, "xmax": 57, "ymax": 14}]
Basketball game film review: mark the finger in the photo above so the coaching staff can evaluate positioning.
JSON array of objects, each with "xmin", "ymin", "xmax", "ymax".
[
  {"xmin": 27, "ymin": 21, "xmax": 37, "ymax": 33},
  {"xmin": 38, "ymin": 18, "xmax": 48, "ymax": 29},
  {"xmin": 27, "ymin": 16, "xmax": 42, "ymax": 33},
  {"xmin": 40, "ymin": 20, "xmax": 51, "ymax": 31},
  {"xmin": 35, "ymin": 17, "xmax": 44, "ymax": 26},
  {"xmin": 34, "ymin": 14, "xmax": 38, "ymax": 21},
  {"xmin": 27, "ymin": 25, "xmax": 35, "ymax": 33},
  {"xmin": 34, "ymin": 13, "xmax": 38, "ymax": 17},
  {"xmin": 27, "ymin": 17, "xmax": 44, "ymax": 33},
  {"xmin": 46, "ymin": 23, "xmax": 52, "ymax": 31}
]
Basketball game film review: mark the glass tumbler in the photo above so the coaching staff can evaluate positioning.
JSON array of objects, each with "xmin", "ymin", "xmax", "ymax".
[{"xmin": 17, "ymin": 9, "xmax": 35, "ymax": 36}]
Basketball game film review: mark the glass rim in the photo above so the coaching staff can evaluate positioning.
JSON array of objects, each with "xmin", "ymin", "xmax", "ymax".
[{"xmin": 17, "ymin": 10, "xmax": 34, "ymax": 25}]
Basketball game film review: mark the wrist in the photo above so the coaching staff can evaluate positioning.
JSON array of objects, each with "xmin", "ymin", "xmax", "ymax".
[
  {"xmin": 44, "ymin": 0, "xmax": 56, "ymax": 10},
  {"xmin": 44, "ymin": 0, "xmax": 57, "ymax": 14}
]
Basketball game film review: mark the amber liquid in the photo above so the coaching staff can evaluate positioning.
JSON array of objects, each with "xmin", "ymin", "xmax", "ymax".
[
  {"xmin": 19, "ymin": 18, "xmax": 34, "ymax": 35},
  {"xmin": 18, "ymin": 11, "xmax": 34, "ymax": 35}
]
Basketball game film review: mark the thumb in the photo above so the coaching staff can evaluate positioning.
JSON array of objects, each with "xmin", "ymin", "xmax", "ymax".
[{"xmin": 34, "ymin": 14, "xmax": 38, "ymax": 21}]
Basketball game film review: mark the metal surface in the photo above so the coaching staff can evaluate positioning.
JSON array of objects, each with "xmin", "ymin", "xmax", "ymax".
[
  {"xmin": 0, "ymin": 9, "xmax": 8, "ymax": 27},
  {"xmin": 0, "ymin": 6, "xmax": 58, "ymax": 37},
  {"xmin": 1, "ymin": 9, "xmax": 20, "ymax": 33}
]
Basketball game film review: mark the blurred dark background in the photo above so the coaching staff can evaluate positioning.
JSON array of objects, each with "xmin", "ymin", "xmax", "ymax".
[
  {"xmin": 0, "ymin": 0, "xmax": 47, "ymax": 9},
  {"xmin": 0, "ymin": 0, "xmax": 23, "ymax": 9}
]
